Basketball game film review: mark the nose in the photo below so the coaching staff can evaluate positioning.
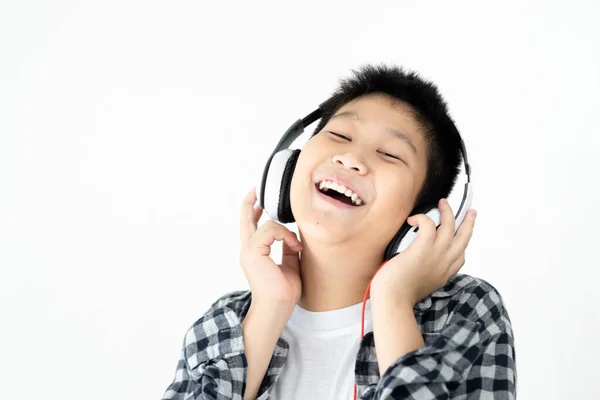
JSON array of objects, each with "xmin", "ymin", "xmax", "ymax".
[{"xmin": 331, "ymin": 152, "xmax": 368, "ymax": 174}]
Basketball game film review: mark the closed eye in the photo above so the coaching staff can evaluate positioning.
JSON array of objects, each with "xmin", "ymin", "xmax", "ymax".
[
  {"xmin": 328, "ymin": 131, "xmax": 351, "ymax": 141},
  {"xmin": 328, "ymin": 131, "xmax": 405, "ymax": 163},
  {"xmin": 379, "ymin": 151, "xmax": 401, "ymax": 160}
]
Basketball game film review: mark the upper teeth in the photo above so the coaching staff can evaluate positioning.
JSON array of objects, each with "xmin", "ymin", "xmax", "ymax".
[{"xmin": 318, "ymin": 180, "xmax": 363, "ymax": 205}]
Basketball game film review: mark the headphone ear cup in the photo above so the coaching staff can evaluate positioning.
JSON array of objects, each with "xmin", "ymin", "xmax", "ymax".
[
  {"xmin": 384, "ymin": 204, "xmax": 436, "ymax": 261},
  {"xmin": 262, "ymin": 149, "xmax": 300, "ymax": 223}
]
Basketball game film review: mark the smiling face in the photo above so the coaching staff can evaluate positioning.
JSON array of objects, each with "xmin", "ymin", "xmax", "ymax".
[{"xmin": 290, "ymin": 93, "xmax": 429, "ymax": 253}]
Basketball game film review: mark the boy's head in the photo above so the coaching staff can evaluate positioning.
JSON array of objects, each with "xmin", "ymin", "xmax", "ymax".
[{"xmin": 289, "ymin": 64, "xmax": 463, "ymax": 256}]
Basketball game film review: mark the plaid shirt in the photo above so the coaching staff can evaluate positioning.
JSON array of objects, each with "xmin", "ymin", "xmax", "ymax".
[{"xmin": 162, "ymin": 274, "xmax": 516, "ymax": 399}]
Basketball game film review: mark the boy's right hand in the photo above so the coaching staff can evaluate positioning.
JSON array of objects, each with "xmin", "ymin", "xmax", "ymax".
[{"xmin": 239, "ymin": 187, "xmax": 303, "ymax": 307}]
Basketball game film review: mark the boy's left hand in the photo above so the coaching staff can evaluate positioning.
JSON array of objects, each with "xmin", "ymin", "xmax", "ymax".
[{"xmin": 370, "ymin": 198, "xmax": 477, "ymax": 306}]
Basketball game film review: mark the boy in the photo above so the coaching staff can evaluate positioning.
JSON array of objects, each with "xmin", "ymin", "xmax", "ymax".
[{"xmin": 162, "ymin": 64, "xmax": 517, "ymax": 399}]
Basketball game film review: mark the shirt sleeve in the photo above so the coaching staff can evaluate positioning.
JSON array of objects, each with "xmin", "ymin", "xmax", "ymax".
[
  {"xmin": 161, "ymin": 304, "xmax": 249, "ymax": 400},
  {"xmin": 362, "ymin": 282, "xmax": 517, "ymax": 399}
]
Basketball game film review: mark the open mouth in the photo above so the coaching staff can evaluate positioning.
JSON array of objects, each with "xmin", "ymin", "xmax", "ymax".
[{"xmin": 314, "ymin": 181, "xmax": 365, "ymax": 207}]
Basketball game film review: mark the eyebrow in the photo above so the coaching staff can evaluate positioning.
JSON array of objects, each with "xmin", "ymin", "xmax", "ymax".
[{"xmin": 330, "ymin": 111, "xmax": 418, "ymax": 155}]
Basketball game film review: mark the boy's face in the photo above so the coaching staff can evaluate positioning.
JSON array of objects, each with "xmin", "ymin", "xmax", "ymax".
[{"xmin": 290, "ymin": 94, "xmax": 428, "ymax": 253}]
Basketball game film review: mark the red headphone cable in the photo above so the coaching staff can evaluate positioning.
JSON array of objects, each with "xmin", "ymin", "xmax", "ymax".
[{"xmin": 353, "ymin": 259, "xmax": 390, "ymax": 400}]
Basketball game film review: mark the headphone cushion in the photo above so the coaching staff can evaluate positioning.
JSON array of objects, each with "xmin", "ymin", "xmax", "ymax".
[
  {"xmin": 278, "ymin": 150, "xmax": 300, "ymax": 223},
  {"xmin": 384, "ymin": 222, "xmax": 412, "ymax": 261},
  {"xmin": 384, "ymin": 204, "xmax": 435, "ymax": 260}
]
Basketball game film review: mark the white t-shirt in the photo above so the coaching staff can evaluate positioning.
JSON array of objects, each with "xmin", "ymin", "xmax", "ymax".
[{"xmin": 270, "ymin": 298, "xmax": 373, "ymax": 400}]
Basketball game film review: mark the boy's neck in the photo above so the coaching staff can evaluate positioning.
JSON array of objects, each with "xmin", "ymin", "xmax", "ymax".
[{"xmin": 296, "ymin": 239, "xmax": 382, "ymax": 312}]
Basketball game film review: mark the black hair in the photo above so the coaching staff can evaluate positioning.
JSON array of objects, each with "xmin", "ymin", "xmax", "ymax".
[{"xmin": 311, "ymin": 63, "xmax": 463, "ymax": 214}]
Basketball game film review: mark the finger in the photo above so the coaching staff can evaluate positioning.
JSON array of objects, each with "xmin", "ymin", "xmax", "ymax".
[
  {"xmin": 447, "ymin": 209, "xmax": 477, "ymax": 261},
  {"xmin": 447, "ymin": 252, "xmax": 466, "ymax": 278},
  {"xmin": 434, "ymin": 198, "xmax": 456, "ymax": 251},
  {"xmin": 406, "ymin": 213, "xmax": 437, "ymax": 248},
  {"xmin": 253, "ymin": 203, "xmax": 264, "ymax": 223},
  {"xmin": 240, "ymin": 187, "xmax": 259, "ymax": 247},
  {"xmin": 282, "ymin": 240, "xmax": 301, "ymax": 271},
  {"xmin": 282, "ymin": 232, "xmax": 303, "ymax": 256},
  {"xmin": 250, "ymin": 221, "xmax": 302, "ymax": 256}
]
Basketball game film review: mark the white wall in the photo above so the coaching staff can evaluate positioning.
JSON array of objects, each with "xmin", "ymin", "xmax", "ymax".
[{"xmin": 1, "ymin": 0, "xmax": 599, "ymax": 398}]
